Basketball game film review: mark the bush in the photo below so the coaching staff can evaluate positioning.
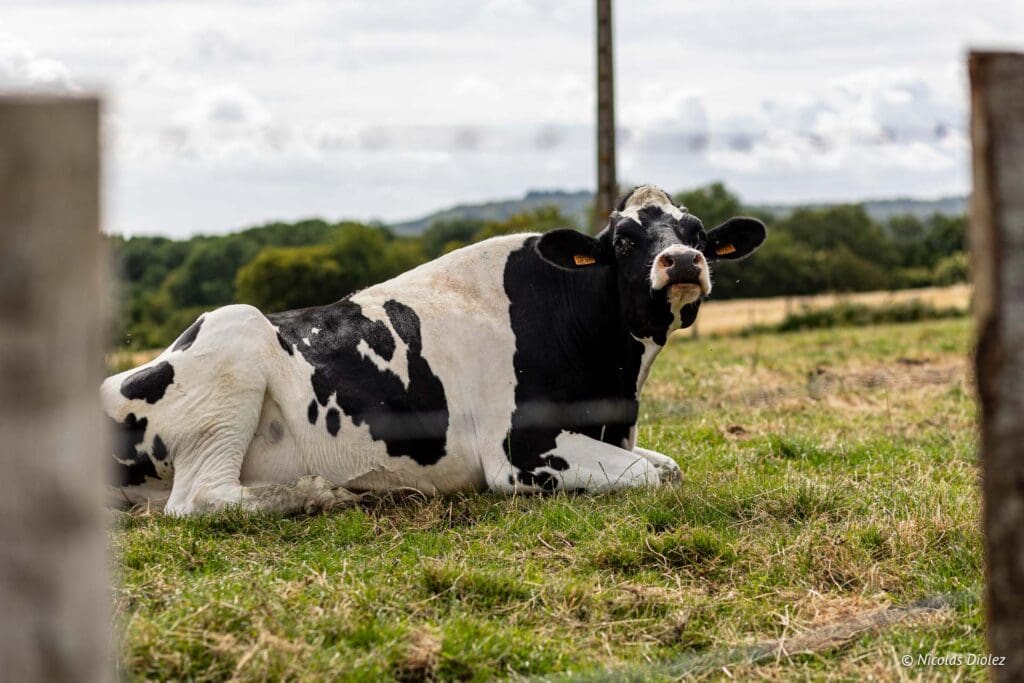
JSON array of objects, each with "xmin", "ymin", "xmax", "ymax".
[
  {"xmin": 773, "ymin": 300, "xmax": 966, "ymax": 333},
  {"xmin": 933, "ymin": 251, "xmax": 970, "ymax": 285},
  {"xmin": 235, "ymin": 225, "xmax": 427, "ymax": 313}
]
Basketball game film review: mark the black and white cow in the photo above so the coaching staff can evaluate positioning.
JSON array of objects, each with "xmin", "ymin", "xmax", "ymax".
[{"xmin": 103, "ymin": 185, "xmax": 765, "ymax": 515}]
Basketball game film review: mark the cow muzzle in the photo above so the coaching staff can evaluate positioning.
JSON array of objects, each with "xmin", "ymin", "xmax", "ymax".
[{"xmin": 650, "ymin": 246, "xmax": 711, "ymax": 303}]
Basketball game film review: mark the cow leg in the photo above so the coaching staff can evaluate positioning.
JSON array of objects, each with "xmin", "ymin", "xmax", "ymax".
[
  {"xmin": 163, "ymin": 394, "xmax": 359, "ymax": 516},
  {"xmin": 488, "ymin": 431, "xmax": 661, "ymax": 494},
  {"xmin": 145, "ymin": 304, "xmax": 312, "ymax": 516},
  {"xmin": 161, "ymin": 387, "xmax": 261, "ymax": 516},
  {"xmin": 633, "ymin": 446, "xmax": 683, "ymax": 483},
  {"xmin": 163, "ymin": 395, "xmax": 359, "ymax": 516}
]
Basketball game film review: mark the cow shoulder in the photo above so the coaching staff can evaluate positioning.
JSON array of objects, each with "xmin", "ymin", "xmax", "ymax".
[{"xmin": 501, "ymin": 235, "xmax": 645, "ymax": 475}]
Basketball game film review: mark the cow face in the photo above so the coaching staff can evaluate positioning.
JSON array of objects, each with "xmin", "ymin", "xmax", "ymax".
[{"xmin": 535, "ymin": 185, "xmax": 765, "ymax": 342}]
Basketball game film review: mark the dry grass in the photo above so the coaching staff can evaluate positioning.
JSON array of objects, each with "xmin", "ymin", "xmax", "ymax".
[{"xmin": 691, "ymin": 283, "xmax": 971, "ymax": 336}]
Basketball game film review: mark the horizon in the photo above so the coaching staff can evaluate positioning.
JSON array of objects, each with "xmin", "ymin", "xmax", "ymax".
[
  {"xmin": 105, "ymin": 185, "xmax": 968, "ymax": 241},
  {"xmin": 2, "ymin": 1, "xmax": 1019, "ymax": 237}
]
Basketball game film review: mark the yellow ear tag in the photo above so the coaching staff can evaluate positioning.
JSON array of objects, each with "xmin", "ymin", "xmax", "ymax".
[
  {"xmin": 715, "ymin": 244, "xmax": 737, "ymax": 256},
  {"xmin": 573, "ymin": 254, "xmax": 597, "ymax": 266}
]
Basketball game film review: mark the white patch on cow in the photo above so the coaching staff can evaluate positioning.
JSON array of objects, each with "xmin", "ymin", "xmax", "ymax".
[
  {"xmin": 311, "ymin": 327, "xmax": 320, "ymax": 334},
  {"xmin": 357, "ymin": 305, "xmax": 411, "ymax": 389},
  {"xmin": 301, "ymin": 337, "xmax": 310, "ymax": 346},
  {"xmin": 617, "ymin": 184, "xmax": 684, "ymax": 223},
  {"xmin": 356, "ymin": 338, "xmax": 392, "ymax": 376},
  {"xmin": 632, "ymin": 335, "xmax": 662, "ymax": 397}
]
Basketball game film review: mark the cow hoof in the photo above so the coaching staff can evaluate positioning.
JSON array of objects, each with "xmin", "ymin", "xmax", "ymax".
[
  {"xmin": 296, "ymin": 475, "xmax": 339, "ymax": 514},
  {"xmin": 330, "ymin": 485, "xmax": 363, "ymax": 506},
  {"xmin": 656, "ymin": 458, "xmax": 683, "ymax": 484}
]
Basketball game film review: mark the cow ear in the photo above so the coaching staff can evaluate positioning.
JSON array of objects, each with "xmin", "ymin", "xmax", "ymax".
[
  {"xmin": 703, "ymin": 217, "xmax": 766, "ymax": 261},
  {"xmin": 535, "ymin": 229, "xmax": 610, "ymax": 271}
]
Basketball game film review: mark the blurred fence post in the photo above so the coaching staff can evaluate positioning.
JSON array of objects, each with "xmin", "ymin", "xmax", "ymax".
[
  {"xmin": 0, "ymin": 97, "xmax": 109, "ymax": 682},
  {"xmin": 969, "ymin": 51, "xmax": 1024, "ymax": 681},
  {"xmin": 593, "ymin": 0, "xmax": 617, "ymax": 232}
]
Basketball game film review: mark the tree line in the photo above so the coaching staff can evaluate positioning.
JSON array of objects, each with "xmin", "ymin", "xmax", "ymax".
[{"xmin": 108, "ymin": 183, "xmax": 967, "ymax": 349}]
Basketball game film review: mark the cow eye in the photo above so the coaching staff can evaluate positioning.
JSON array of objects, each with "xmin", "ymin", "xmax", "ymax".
[{"xmin": 613, "ymin": 235, "xmax": 633, "ymax": 254}]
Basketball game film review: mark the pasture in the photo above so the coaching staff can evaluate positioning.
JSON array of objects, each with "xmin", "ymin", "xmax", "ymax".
[{"xmin": 113, "ymin": 317, "xmax": 980, "ymax": 681}]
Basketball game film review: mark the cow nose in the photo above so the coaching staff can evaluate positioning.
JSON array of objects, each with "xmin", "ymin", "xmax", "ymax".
[
  {"xmin": 659, "ymin": 252, "xmax": 701, "ymax": 271},
  {"xmin": 651, "ymin": 246, "xmax": 707, "ymax": 291},
  {"xmin": 664, "ymin": 253, "xmax": 702, "ymax": 284}
]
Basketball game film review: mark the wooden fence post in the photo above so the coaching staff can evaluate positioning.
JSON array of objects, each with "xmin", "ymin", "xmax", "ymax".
[
  {"xmin": 969, "ymin": 51, "xmax": 1024, "ymax": 681},
  {"xmin": 0, "ymin": 96, "xmax": 109, "ymax": 682},
  {"xmin": 594, "ymin": 0, "xmax": 617, "ymax": 233}
]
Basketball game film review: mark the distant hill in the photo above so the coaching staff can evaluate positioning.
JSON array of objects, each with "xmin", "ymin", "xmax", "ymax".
[
  {"xmin": 389, "ymin": 190, "xmax": 593, "ymax": 234},
  {"xmin": 388, "ymin": 190, "xmax": 966, "ymax": 235},
  {"xmin": 750, "ymin": 196, "xmax": 967, "ymax": 222}
]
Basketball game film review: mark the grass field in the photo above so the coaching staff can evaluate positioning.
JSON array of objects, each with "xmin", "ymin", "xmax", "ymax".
[{"xmin": 112, "ymin": 317, "xmax": 981, "ymax": 681}]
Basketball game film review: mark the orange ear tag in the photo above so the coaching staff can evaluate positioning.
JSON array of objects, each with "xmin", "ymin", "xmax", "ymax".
[
  {"xmin": 573, "ymin": 254, "xmax": 597, "ymax": 266},
  {"xmin": 715, "ymin": 244, "xmax": 737, "ymax": 256}
]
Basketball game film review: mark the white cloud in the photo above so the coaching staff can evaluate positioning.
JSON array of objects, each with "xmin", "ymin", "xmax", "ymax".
[
  {"xmin": 0, "ymin": 32, "xmax": 76, "ymax": 91},
  {"xmin": 618, "ymin": 65, "xmax": 967, "ymax": 182}
]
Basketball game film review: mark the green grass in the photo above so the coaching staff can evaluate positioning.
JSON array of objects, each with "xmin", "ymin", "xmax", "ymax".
[{"xmin": 113, "ymin": 318, "xmax": 982, "ymax": 681}]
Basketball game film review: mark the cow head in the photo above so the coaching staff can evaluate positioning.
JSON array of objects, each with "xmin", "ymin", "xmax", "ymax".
[{"xmin": 535, "ymin": 185, "xmax": 765, "ymax": 342}]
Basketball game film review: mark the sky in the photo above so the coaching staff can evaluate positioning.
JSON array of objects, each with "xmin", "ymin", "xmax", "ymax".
[{"xmin": 1, "ymin": 0, "xmax": 1021, "ymax": 237}]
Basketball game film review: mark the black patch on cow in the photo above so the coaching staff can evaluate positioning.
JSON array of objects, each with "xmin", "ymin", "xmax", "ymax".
[
  {"xmin": 277, "ymin": 331, "xmax": 294, "ymax": 355},
  {"xmin": 307, "ymin": 399, "xmax": 319, "ymax": 425},
  {"xmin": 120, "ymin": 361, "xmax": 175, "ymax": 404},
  {"xmin": 108, "ymin": 412, "xmax": 160, "ymax": 487},
  {"xmin": 502, "ymin": 237, "xmax": 644, "ymax": 489},
  {"xmin": 151, "ymin": 434, "xmax": 168, "ymax": 460},
  {"xmin": 171, "ymin": 316, "xmax": 204, "ymax": 352},
  {"xmin": 325, "ymin": 408, "xmax": 341, "ymax": 436},
  {"xmin": 677, "ymin": 301, "xmax": 700, "ymax": 332},
  {"xmin": 517, "ymin": 469, "xmax": 558, "ymax": 491},
  {"xmin": 267, "ymin": 299, "xmax": 449, "ymax": 465},
  {"xmin": 547, "ymin": 455, "xmax": 569, "ymax": 471}
]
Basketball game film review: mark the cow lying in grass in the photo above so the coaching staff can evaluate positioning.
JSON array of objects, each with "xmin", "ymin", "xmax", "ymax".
[{"xmin": 103, "ymin": 185, "xmax": 765, "ymax": 515}]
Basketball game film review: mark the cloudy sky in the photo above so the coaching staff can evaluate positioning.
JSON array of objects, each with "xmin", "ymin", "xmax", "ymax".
[{"xmin": 1, "ymin": 1, "xmax": 1021, "ymax": 236}]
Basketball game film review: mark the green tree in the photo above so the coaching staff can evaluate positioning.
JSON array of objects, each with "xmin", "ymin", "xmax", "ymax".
[
  {"xmin": 235, "ymin": 225, "xmax": 427, "ymax": 313},
  {"xmin": 163, "ymin": 237, "xmax": 260, "ymax": 308},
  {"xmin": 673, "ymin": 182, "xmax": 743, "ymax": 229},
  {"xmin": 473, "ymin": 205, "xmax": 572, "ymax": 241},
  {"xmin": 236, "ymin": 245, "xmax": 345, "ymax": 312},
  {"xmin": 420, "ymin": 218, "xmax": 485, "ymax": 258},
  {"xmin": 773, "ymin": 205, "xmax": 892, "ymax": 265},
  {"xmin": 923, "ymin": 214, "xmax": 966, "ymax": 265}
]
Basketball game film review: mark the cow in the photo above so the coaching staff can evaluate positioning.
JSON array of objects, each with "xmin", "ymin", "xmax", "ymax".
[{"xmin": 103, "ymin": 185, "xmax": 765, "ymax": 515}]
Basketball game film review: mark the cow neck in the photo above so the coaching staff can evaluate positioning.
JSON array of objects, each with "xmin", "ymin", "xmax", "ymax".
[{"xmin": 503, "ymin": 238, "xmax": 647, "ymax": 404}]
